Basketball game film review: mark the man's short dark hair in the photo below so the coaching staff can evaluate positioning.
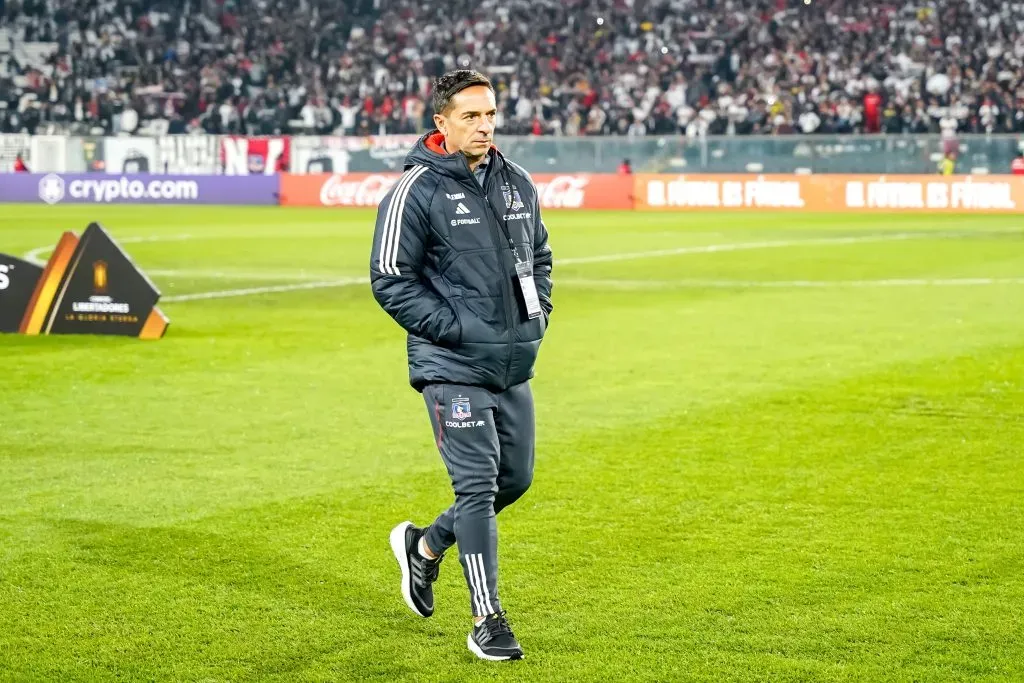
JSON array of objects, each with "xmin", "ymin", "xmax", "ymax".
[{"xmin": 432, "ymin": 70, "xmax": 493, "ymax": 115}]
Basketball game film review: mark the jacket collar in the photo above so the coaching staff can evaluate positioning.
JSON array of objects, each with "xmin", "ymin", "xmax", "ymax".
[{"xmin": 405, "ymin": 129, "xmax": 502, "ymax": 182}]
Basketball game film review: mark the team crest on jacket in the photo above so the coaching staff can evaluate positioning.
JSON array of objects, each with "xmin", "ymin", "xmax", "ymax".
[
  {"xmin": 451, "ymin": 397, "xmax": 472, "ymax": 420},
  {"xmin": 502, "ymin": 184, "xmax": 525, "ymax": 211}
]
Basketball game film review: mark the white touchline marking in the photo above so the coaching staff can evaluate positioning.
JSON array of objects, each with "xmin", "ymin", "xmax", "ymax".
[
  {"xmin": 23, "ymin": 246, "xmax": 50, "ymax": 267},
  {"xmin": 555, "ymin": 232, "xmax": 946, "ymax": 266},
  {"xmin": 23, "ymin": 231, "xmax": 932, "ymax": 273},
  {"xmin": 25, "ymin": 229, "xmax": 1016, "ymax": 304},
  {"xmin": 161, "ymin": 277, "xmax": 369, "ymax": 302},
  {"xmin": 115, "ymin": 234, "xmax": 196, "ymax": 243},
  {"xmin": 158, "ymin": 231, "xmax": 1018, "ymax": 303},
  {"xmin": 558, "ymin": 277, "xmax": 1024, "ymax": 289}
]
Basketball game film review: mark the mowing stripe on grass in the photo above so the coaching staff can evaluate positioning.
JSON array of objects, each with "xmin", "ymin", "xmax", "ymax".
[
  {"xmin": 162, "ymin": 278, "xmax": 368, "ymax": 302},
  {"xmin": 164, "ymin": 276, "xmax": 1024, "ymax": 304},
  {"xmin": 24, "ymin": 234, "xmax": 196, "ymax": 267},
  {"xmin": 147, "ymin": 269, "xmax": 344, "ymax": 281},
  {"xmin": 23, "ymin": 230, "xmax": 949, "ymax": 276},
  {"xmin": 50, "ymin": 231, "xmax": 1010, "ymax": 304},
  {"xmin": 556, "ymin": 232, "xmax": 947, "ymax": 266},
  {"xmin": 559, "ymin": 277, "xmax": 1024, "ymax": 289}
]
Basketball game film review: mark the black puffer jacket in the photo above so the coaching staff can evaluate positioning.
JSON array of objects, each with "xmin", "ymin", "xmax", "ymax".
[{"xmin": 369, "ymin": 131, "xmax": 553, "ymax": 392}]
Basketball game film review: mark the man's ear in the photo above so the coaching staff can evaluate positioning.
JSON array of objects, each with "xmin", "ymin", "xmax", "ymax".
[{"xmin": 433, "ymin": 113, "xmax": 446, "ymax": 136}]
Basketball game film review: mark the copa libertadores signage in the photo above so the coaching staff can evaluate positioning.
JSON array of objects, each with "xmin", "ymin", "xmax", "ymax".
[
  {"xmin": 0, "ymin": 254, "xmax": 44, "ymax": 333},
  {"xmin": 15, "ymin": 223, "xmax": 169, "ymax": 339}
]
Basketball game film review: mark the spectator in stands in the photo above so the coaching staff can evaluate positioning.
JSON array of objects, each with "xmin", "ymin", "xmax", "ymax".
[
  {"xmin": 1012, "ymin": 151, "xmax": 1024, "ymax": 175},
  {"xmin": 13, "ymin": 151, "xmax": 28, "ymax": 172},
  {"xmin": 4, "ymin": 0, "xmax": 1024, "ymax": 139},
  {"xmin": 939, "ymin": 152, "xmax": 956, "ymax": 176},
  {"xmin": 863, "ymin": 89, "xmax": 883, "ymax": 135}
]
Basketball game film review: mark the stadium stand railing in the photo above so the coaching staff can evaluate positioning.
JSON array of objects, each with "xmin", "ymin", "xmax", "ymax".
[{"xmin": 3, "ymin": 133, "xmax": 1024, "ymax": 175}]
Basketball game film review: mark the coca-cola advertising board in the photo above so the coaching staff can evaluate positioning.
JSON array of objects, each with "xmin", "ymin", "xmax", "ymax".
[
  {"xmin": 279, "ymin": 173, "xmax": 398, "ymax": 207},
  {"xmin": 279, "ymin": 173, "xmax": 632, "ymax": 209},
  {"xmin": 533, "ymin": 174, "xmax": 632, "ymax": 209}
]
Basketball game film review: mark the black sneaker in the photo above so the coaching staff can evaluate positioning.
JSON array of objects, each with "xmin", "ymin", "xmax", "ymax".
[
  {"xmin": 467, "ymin": 610, "xmax": 524, "ymax": 661},
  {"xmin": 389, "ymin": 521, "xmax": 442, "ymax": 617}
]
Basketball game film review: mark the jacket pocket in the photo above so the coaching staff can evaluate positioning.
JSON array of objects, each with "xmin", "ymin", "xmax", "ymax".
[
  {"xmin": 452, "ymin": 295, "xmax": 505, "ymax": 344},
  {"xmin": 439, "ymin": 300, "xmax": 463, "ymax": 347},
  {"xmin": 514, "ymin": 309, "xmax": 546, "ymax": 342}
]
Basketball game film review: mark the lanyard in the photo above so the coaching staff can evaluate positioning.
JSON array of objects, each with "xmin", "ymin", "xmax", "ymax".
[{"xmin": 483, "ymin": 162, "xmax": 523, "ymax": 264}]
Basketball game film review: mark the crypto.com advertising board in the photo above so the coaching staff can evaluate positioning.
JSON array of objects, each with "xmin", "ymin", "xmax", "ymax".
[
  {"xmin": 0, "ymin": 173, "xmax": 280, "ymax": 205},
  {"xmin": 4, "ymin": 171, "xmax": 1024, "ymax": 213}
]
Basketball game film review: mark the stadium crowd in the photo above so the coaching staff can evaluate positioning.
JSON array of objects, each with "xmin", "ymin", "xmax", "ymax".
[{"xmin": 3, "ymin": 0, "xmax": 1024, "ymax": 137}]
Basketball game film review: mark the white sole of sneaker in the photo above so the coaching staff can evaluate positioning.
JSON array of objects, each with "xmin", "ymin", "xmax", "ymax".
[
  {"xmin": 467, "ymin": 632, "xmax": 522, "ymax": 661},
  {"xmin": 389, "ymin": 521, "xmax": 429, "ymax": 618}
]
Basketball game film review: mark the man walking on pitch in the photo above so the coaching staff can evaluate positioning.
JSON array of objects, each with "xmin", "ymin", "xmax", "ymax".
[{"xmin": 369, "ymin": 69, "xmax": 553, "ymax": 661}]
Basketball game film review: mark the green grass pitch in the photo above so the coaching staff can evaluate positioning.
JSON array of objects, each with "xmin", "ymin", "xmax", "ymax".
[{"xmin": 1, "ymin": 204, "xmax": 1023, "ymax": 681}]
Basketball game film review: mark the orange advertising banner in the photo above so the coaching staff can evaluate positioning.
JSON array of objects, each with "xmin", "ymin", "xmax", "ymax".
[
  {"xmin": 634, "ymin": 174, "xmax": 1024, "ymax": 213},
  {"xmin": 279, "ymin": 172, "xmax": 633, "ymax": 210}
]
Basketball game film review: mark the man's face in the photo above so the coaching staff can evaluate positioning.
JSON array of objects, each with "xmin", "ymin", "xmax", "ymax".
[{"xmin": 434, "ymin": 85, "xmax": 497, "ymax": 160}]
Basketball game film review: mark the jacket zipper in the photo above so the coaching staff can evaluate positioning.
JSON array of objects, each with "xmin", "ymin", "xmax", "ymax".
[{"xmin": 465, "ymin": 157, "xmax": 516, "ymax": 387}]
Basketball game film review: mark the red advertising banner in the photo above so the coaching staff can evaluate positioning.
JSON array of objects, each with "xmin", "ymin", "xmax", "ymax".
[
  {"xmin": 220, "ymin": 136, "xmax": 290, "ymax": 175},
  {"xmin": 280, "ymin": 173, "xmax": 398, "ymax": 207},
  {"xmin": 279, "ymin": 172, "xmax": 633, "ymax": 209}
]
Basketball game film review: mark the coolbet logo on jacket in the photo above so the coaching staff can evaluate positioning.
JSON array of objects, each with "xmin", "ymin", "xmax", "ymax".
[
  {"xmin": 503, "ymin": 184, "xmax": 525, "ymax": 211},
  {"xmin": 502, "ymin": 183, "xmax": 532, "ymax": 220},
  {"xmin": 0, "ymin": 264, "xmax": 10, "ymax": 290}
]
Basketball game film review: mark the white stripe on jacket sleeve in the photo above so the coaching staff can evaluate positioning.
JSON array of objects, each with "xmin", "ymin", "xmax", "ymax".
[{"xmin": 378, "ymin": 165, "xmax": 428, "ymax": 276}]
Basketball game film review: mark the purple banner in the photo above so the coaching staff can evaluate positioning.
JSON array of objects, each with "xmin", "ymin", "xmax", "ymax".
[{"xmin": 0, "ymin": 173, "xmax": 280, "ymax": 205}]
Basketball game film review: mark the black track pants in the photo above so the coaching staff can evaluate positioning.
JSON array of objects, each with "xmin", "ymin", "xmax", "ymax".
[{"xmin": 421, "ymin": 381, "xmax": 535, "ymax": 617}]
